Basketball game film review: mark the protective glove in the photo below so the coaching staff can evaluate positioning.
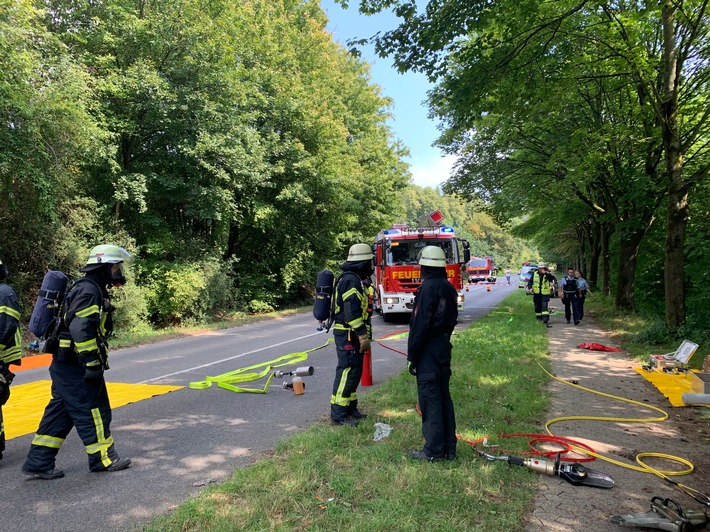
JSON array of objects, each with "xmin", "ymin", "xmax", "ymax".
[
  {"xmin": 358, "ymin": 334, "xmax": 371, "ymax": 354},
  {"xmin": 83, "ymin": 366, "xmax": 104, "ymax": 382},
  {"xmin": 0, "ymin": 367, "xmax": 13, "ymax": 406},
  {"xmin": 407, "ymin": 361, "xmax": 417, "ymax": 376}
]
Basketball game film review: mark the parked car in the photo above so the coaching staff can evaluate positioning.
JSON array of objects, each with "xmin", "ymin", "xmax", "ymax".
[{"xmin": 519, "ymin": 265, "xmax": 537, "ymax": 289}]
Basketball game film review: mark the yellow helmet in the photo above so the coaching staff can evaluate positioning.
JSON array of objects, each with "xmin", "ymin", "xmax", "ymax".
[
  {"xmin": 419, "ymin": 246, "xmax": 446, "ymax": 267},
  {"xmin": 347, "ymin": 243, "xmax": 374, "ymax": 262}
]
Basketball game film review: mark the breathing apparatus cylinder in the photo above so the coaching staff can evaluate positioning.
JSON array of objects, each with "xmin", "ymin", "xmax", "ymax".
[
  {"xmin": 29, "ymin": 271, "xmax": 69, "ymax": 339},
  {"xmin": 313, "ymin": 270, "xmax": 334, "ymax": 323}
]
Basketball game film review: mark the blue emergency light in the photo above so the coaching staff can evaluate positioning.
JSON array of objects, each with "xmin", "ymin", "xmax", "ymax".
[{"xmin": 440, "ymin": 226, "xmax": 454, "ymax": 233}]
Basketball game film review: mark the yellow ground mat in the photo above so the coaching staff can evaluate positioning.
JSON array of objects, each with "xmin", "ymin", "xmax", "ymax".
[
  {"xmin": 634, "ymin": 367, "xmax": 708, "ymax": 407},
  {"xmin": 3, "ymin": 381, "xmax": 183, "ymax": 440}
]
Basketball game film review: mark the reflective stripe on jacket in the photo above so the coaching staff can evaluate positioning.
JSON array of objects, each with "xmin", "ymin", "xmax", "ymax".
[{"xmin": 0, "ymin": 282, "xmax": 22, "ymax": 364}]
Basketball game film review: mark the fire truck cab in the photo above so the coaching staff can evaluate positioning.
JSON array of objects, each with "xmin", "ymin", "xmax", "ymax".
[{"xmin": 372, "ymin": 212, "xmax": 470, "ymax": 321}]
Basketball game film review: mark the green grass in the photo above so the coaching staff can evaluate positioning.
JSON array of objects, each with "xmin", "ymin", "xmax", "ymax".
[
  {"xmin": 584, "ymin": 294, "xmax": 708, "ymax": 370},
  {"xmin": 143, "ymin": 291, "xmax": 551, "ymax": 531}
]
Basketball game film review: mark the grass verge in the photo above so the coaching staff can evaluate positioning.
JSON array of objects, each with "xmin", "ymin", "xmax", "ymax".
[
  {"xmin": 143, "ymin": 290, "xmax": 551, "ymax": 531},
  {"xmin": 584, "ymin": 294, "xmax": 708, "ymax": 370}
]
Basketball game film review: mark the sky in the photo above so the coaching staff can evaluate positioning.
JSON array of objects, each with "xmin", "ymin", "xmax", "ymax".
[{"xmin": 319, "ymin": 0, "xmax": 456, "ymax": 190}]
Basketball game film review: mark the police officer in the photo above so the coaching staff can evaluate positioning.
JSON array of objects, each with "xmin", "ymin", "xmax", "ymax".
[
  {"xmin": 23, "ymin": 245, "xmax": 133, "ymax": 479},
  {"xmin": 330, "ymin": 243, "xmax": 373, "ymax": 427},
  {"xmin": 559, "ymin": 267, "xmax": 581, "ymax": 325},
  {"xmin": 528, "ymin": 262, "xmax": 555, "ymax": 327},
  {"xmin": 0, "ymin": 259, "xmax": 22, "ymax": 461},
  {"xmin": 407, "ymin": 246, "xmax": 458, "ymax": 462}
]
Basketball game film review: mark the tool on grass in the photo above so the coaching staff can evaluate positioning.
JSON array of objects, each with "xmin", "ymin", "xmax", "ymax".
[
  {"xmin": 610, "ymin": 496, "xmax": 708, "ymax": 532},
  {"xmin": 477, "ymin": 449, "xmax": 615, "ymax": 489}
]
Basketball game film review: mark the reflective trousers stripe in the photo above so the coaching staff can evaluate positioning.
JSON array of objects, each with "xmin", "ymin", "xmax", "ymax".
[
  {"xmin": 331, "ymin": 367, "xmax": 352, "ymax": 406},
  {"xmin": 31, "ymin": 434, "xmax": 65, "ymax": 449},
  {"xmin": 87, "ymin": 407, "xmax": 113, "ymax": 467}
]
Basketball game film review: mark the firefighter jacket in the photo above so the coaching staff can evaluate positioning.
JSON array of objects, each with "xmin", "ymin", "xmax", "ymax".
[
  {"xmin": 60, "ymin": 277, "xmax": 113, "ymax": 369},
  {"xmin": 529, "ymin": 270, "xmax": 554, "ymax": 295},
  {"xmin": 332, "ymin": 263, "xmax": 368, "ymax": 337},
  {"xmin": 407, "ymin": 268, "xmax": 458, "ymax": 367},
  {"xmin": 0, "ymin": 282, "xmax": 22, "ymax": 365}
]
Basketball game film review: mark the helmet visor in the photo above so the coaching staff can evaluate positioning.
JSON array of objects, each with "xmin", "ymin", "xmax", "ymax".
[{"xmin": 110, "ymin": 263, "xmax": 127, "ymax": 286}]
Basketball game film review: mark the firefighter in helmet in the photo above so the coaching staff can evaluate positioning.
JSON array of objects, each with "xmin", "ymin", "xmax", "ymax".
[
  {"xmin": 330, "ymin": 243, "xmax": 374, "ymax": 426},
  {"xmin": 407, "ymin": 246, "xmax": 458, "ymax": 461},
  {"xmin": 0, "ymin": 259, "xmax": 22, "ymax": 461},
  {"xmin": 528, "ymin": 262, "xmax": 555, "ymax": 327},
  {"xmin": 23, "ymin": 245, "xmax": 133, "ymax": 479}
]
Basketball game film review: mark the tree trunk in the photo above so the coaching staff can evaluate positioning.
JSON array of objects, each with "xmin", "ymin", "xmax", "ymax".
[
  {"xmin": 660, "ymin": 0, "xmax": 686, "ymax": 328},
  {"xmin": 588, "ymin": 220, "xmax": 601, "ymax": 289},
  {"xmin": 664, "ymin": 180, "xmax": 688, "ymax": 327},
  {"xmin": 601, "ymin": 223, "xmax": 610, "ymax": 296},
  {"xmin": 614, "ymin": 228, "xmax": 647, "ymax": 310}
]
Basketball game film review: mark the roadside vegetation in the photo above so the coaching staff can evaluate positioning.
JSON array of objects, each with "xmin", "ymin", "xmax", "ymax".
[
  {"xmin": 585, "ymin": 294, "xmax": 708, "ymax": 371},
  {"xmin": 143, "ymin": 291, "xmax": 550, "ymax": 531}
]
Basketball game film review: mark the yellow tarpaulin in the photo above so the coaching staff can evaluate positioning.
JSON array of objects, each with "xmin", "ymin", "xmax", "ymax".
[
  {"xmin": 634, "ymin": 367, "xmax": 707, "ymax": 408},
  {"xmin": 3, "ymin": 381, "xmax": 183, "ymax": 440}
]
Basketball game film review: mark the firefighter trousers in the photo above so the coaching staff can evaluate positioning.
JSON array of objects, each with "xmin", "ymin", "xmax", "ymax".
[
  {"xmin": 330, "ymin": 330, "xmax": 364, "ymax": 422},
  {"xmin": 416, "ymin": 362, "xmax": 456, "ymax": 459},
  {"xmin": 23, "ymin": 359, "xmax": 120, "ymax": 472},
  {"xmin": 533, "ymin": 294, "xmax": 550, "ymax": 323}
]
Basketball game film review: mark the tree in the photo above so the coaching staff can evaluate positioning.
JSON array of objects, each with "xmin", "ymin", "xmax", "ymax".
[{"xmin": 349, "ymin": 0, "xmax": 710, "ymax": 325}]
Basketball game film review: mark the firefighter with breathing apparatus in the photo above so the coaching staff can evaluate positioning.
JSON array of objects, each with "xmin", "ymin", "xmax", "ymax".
[
  {"xmin": 22, "ymin": 245, "xmax": 133, "ymax": 479},
  {"xmin": 330, "ymin": 243, "xmax": 373, "ymax": 427},
  {"xmin": 0, "ymin": 259, "xmax": 22, "ymax": 462}
]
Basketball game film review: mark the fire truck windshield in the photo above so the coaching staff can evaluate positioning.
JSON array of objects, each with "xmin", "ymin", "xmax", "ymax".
[{"xmin": 387, "ymin": 239, "xmax": 455, "ymax": 265}]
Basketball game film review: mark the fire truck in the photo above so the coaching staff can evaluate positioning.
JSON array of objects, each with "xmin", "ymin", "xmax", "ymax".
[
  {"xmin": 467, "ymin": 256, "xmax": 496, "ymax": 283},
  {"xmin": 372, "ymin": 211, "xmax": 470, "ymax": 320}
]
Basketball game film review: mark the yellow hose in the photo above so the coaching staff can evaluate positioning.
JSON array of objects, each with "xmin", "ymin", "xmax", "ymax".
[{"xmin": 540, "ymin": 363, "xmax": 710, "ymax": 506}]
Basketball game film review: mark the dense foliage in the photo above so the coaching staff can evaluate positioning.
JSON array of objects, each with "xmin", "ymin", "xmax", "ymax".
[
  {"xmin": 2, "ymin": 0, "xmax": 416, "ymax": 327},
  {"xmin": 350, "ymin": 0, "xmax": 710, "ymax": 336}
]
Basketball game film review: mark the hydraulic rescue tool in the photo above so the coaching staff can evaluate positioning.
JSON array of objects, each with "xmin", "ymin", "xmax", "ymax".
[
  {"xmin": 275, "ymin": 366, "xmax": 314, "ymax": 395},
  {"xmin": 273, "ymin": 366, "xmax": 314, "ymax": 378},
  {"xmin": 610, "ymin": 497, "xmax": 708, "ymax": 532},
  {"xmin": 477, "ymin": 450, "xmax": 615, "ymax": 489}
]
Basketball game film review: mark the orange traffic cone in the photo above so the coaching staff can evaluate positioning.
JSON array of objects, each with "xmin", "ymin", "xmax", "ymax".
[
  {"xmin": 487, "ymin": 285, "xmax": 491, "ymax": 292},
  {"xmin": 466, "ymin": 284, "xmax": 469, "ymax": 291}
]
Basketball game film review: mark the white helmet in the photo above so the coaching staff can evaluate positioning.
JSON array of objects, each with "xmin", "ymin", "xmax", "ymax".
[
  {"xmin": 419, "ymin": 246, "xmax": 446, "ymax": 267},
  {"xmin": 537, "ymin": 261, "xmax": 547, "ymax": 269},
  {"xmin": 347, "ymin": 243, "xmax": 374, "ymax": 262},
  {"xmin": 83, "ymin": 244, "xmax": 132, "ymax": 267}
]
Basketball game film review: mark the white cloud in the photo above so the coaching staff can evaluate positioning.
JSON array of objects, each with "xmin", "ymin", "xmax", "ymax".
[{"xmin": 409, "ymin": 154, "xmax": 458, "ymax": 190}]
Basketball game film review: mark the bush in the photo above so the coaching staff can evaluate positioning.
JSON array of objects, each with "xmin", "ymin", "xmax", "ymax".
[
  {"xmin": 144, "ymin": 263, "xmax": 207, "ymax": 326},
  {"xmin": 143, "ymin": 258, "xmax": 240, "ymax": 325}
]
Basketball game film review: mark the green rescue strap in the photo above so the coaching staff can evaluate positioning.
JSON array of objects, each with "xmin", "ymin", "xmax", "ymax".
[{"xmin": 188, "ymin": 338, "xmax": 333, "ymax": 393}]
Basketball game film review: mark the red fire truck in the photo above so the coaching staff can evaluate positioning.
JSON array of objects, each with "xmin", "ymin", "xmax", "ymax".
[
  {"xmin": 372, "ymin": 211, "xmax": 470, "ymax": 320},
  {"xmin": 467, "ymin": 256, "xmax": 496, "ymax": 283}
]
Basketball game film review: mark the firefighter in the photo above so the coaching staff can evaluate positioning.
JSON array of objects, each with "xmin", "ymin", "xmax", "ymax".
[
  {"xmin": 0, "ymin": 259, "xmax": 22, "ymax": 461},
  {"xmin": 528, "ymin": 262, "xmax": 555, "ymax": 327},
  {"xmin": 22, "ymin": 245, "xmax": 133, "ymax": 479},
  {"xmin": 407, "ymin": 246, "xmax": 458, "ymax": 462},
  {"xmin": 330, "ymin": 243, "xmax": 373, "ymax": 427}
]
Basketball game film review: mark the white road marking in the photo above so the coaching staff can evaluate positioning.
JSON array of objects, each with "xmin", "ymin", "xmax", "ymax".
[{"xmin": 139, "ymin": 331, "xmax": 324, "ymax": 383}]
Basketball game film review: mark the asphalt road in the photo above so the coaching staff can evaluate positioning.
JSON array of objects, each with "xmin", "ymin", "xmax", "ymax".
[{"xmin": 0, "ymin": 278, "xmax": 518, "ymax": 532}]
